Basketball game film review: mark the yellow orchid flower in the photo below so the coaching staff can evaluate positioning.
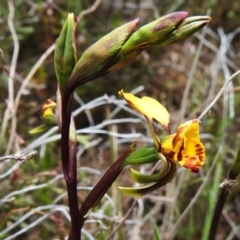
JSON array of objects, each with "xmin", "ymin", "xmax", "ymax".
[
  {"xmin": 41, "ymin": 99, "xmax": 57, "ymax": 124},
  {"xmin": 29, "ymin": 99, "xmax": 56, "ymax": 134},
  {"xmin": 119, "ymin": 89, "xmax": 169, "ymax": 151},
  {"xmin": 161, "ymin": 119, "xmax": 205, "ymax": 173},
  {"xmin": 119, "ymin": 90, "xmax": 205, "ymax": 173}
]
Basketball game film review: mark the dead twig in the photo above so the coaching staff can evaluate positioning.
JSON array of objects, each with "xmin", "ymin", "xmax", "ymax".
[{"xmin": 0, "ymin": 151, "xmax": 37, "ymax": 162}]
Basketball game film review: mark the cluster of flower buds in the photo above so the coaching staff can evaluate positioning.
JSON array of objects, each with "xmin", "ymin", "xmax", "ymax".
[{"xmin": 54, "ymin": 12, "xmax": 211, "ymax": 93}]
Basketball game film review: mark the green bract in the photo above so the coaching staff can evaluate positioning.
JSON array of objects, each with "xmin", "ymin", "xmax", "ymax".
[
  {"xmin": 68, "ymin": 19, "xmax": 138, "ymax": 89},
  {"xmin": 54, "ymin": 13, "xmax": 78, "ymax": 91},
  {"xmin": 119, "ymin": 146, "xmax": 176, "ymax": 197}
]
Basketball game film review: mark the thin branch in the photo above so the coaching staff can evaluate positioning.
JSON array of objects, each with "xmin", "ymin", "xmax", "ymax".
[
  {"xmin": 0, "ymin": 0, "xmax": 19, "ymax": 154},
  {"xmin": 14, "ymin": 44, "xmax": 55, "ymax": 113},
  {"xmin": 77, "ymin": 0, "xmax": 102, "ymax": 22},
  {"xmin": 106, "ymin": 199, "xmax": 137, "ymax": 240},
  {"xmin": 198, "ymin": 70, "xmax": 240, "ymax": 120},
  {"xmin": 0, "ymin": 151, "xmax": 37, "ymax": 162}
]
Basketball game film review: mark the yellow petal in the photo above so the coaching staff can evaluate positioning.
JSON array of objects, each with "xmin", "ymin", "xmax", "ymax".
[
  {"xmin": 119, "ymin": 89, "xmax": 169, "ymax": 130},
  {"xmin": 181, "ymin": 119, "xmax": 205, "ymax": 164},
  {"xmin": 162, "ymin": 119, "xmax": 205, "ymax": 173},
  {"xmin": 41, "ymin": 99, "xmax": 57, "ymax": 125},
  {"xmin": 41, "ymin": 99, "xmax": 56, "ymax": 118}
]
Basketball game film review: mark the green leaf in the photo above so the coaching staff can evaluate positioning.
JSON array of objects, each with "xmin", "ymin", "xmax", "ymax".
[
  {"xmin": 29, "ymin": 124, "xmax": 50, "ymax": 134},
  {"xmin": 150, "ymin": 218, "xmax": 162, "ymax": 240}
]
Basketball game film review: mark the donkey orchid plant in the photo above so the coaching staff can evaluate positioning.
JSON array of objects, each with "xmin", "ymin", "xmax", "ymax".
[{"xmin": 31, "ymin": 11, "xmax": 210, "ymax": 240}]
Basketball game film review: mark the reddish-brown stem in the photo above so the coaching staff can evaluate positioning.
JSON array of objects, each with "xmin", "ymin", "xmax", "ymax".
[
  {"xmin": 67, "ymin": 183, "xmax": 80, "ymax": 240},
  {"xmin": 61, "ymin": 90, "xmax": 80, "ymax": 240}
]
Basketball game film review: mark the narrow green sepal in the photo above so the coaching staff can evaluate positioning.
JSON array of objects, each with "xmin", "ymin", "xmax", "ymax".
[
  {"xmin": 54, "ymin": 13, "xmax": 78, "ymax": 91},
  {"xmin": 130, "ymin": 168, "xmax": 165, "ymax": 184},
  {"xmin": 29, "ymin": 124, "xmax": 50, "ymax": 134},
  {"xmin": 119, "ymin": 183, "xmax": 156, "ymax": 197},
  {"xmin": 121, "ymin": 145, "xmax": 159, "ymax": 167},
  {"xmin": 119, "ymin": 159, "xmax": 177, "ymax": 197}
]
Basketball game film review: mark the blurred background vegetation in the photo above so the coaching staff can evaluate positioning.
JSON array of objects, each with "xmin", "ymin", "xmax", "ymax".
[{"xmin": 1, "ymin": 0, "xmax": 240, "ymax": 239}]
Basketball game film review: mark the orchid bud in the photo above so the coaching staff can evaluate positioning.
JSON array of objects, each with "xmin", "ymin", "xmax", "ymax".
[
  {"xmin": 154, "ymin": 16, "xmax": 211, "ymax": 47},
  {"xmin": 109, "ymin": 14, "xmax": 210, "ymax": 72},
  {"xmin": 29, "ymin": 99, "xmax": 56, "ymax": 134},
  {"xmin": 68, "ymin": 19, "xmax": 138, "ymax": 89},
  {"xmin": 54, "ymin": 13, "xmax": 78, "ymax": 91},
  {"xmin": 120, "ymin": 11, "xmax": 189, "ymax": 54}
]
